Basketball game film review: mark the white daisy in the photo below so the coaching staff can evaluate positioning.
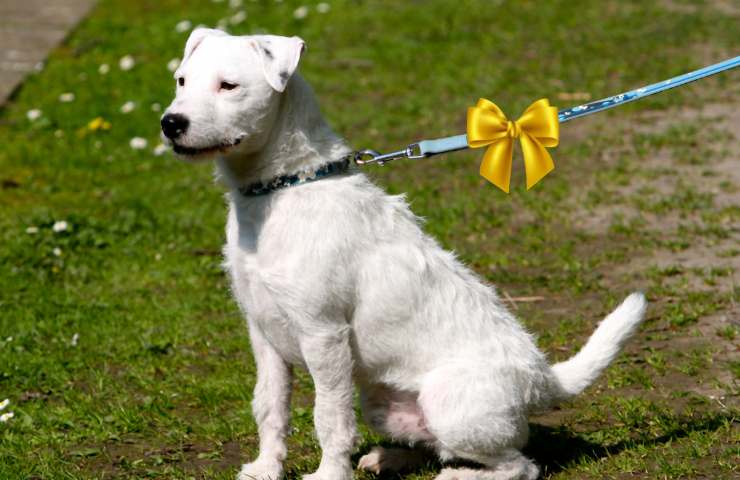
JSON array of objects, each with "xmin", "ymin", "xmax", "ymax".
[
  {"xmin": 52, "ymin": 247, "xmax": 62, "ymax": 257},
  {"xmin": 52, "ymin": 221, "xmax": 68, "ymax": 233},
  {"xmin": 317, "ymin": 2, "xmax": 330, "ymax": 13},
  {"xmin": 230, "ymin": 11, "xmax": 247, "ymax": 24},
  {"xmin": 130, "ymin": 137, "xmax": 148, "ymax": 150},
  {"xmin": 293, "ymin": 6, "xmax": 309, "ymax": 19},
  {"xmin": 71, "ymin": 333, "xmax": 79, "ymax": 346},
  {"xmin": 0, "ymin": 399, "xmax": 9, "ymax": 410},
  {"xmin": 59, "ymin": 92, "xmax": 75, "ymax": 103},
  {"xmin": 167, "ymin": 58, "xmax": 180, "ymax": 72},
  {"xmin": 153, "ymin": 144, "xmax": 169, "ymax": 156},
  {"xmin": 175, "ymin": 20, "xmax": 192, "ymax": 33},
  {"xmin": 25, "ymin": 226, "xmax": 39, "ymax": 234},
  {"xmin": 119, "ymin": 55, "xmax": 135, "ymax": 71},
  {"xmin": 26, "ymin": 109, "xmax": 42, "ymax": 121},
  {"xmin": 98, "ymin": 63, "xmax": 110, "ymax": 75},
  {"xmin": 120, "ymin": 101, "xmax": 136, "ymax": 114},
  {"xmin": 0, "ymin": 412, "xmax": 14, "ymax": 423}
]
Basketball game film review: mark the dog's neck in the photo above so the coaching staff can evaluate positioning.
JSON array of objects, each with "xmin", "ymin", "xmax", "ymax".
[{"xmin": 215, "ymin": 74, "xmax": 352, "ymax": 191}]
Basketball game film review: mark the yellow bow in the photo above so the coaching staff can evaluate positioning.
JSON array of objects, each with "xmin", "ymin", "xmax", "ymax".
[{"xmin": 467, "ymin": 98, "xmax": 559, "ymax": 193}]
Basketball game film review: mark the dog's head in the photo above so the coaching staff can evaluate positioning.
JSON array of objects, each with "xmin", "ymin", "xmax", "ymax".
[{"xmin": 161, "ymin": 29, "xmax": 305, "ymax": 160}]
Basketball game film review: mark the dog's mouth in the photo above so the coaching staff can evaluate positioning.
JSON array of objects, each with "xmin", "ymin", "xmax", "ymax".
[{"xmin": 172, "ymin": 137, "xmax": 243, "ymax": 156}]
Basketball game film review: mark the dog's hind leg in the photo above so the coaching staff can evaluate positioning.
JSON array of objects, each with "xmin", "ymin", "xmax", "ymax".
[
  {"xmin": 238, "ymin": 320, "xmax": 293, "ymax": 480},
  {"xmin": 418, "ymin": 363, "xmax": 540, "ymax": 480}
]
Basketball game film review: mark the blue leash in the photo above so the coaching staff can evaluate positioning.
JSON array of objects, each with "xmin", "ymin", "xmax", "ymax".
[{"xmin": 353, "ymin": 55, "xmax": 740, "ymax": 165}]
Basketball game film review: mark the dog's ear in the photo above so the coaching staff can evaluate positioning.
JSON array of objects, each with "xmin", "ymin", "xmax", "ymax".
[
  {"xmin": 183, "ymin": 28, "xmax": 227, "ymax": 61},
  {"xmin": 251, "ymin": 35, "xmax": 306, "ymax": 92}
]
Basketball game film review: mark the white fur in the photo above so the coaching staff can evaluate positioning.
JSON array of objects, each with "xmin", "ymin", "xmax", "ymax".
[
  {"xmin": 551, "ymin": 293, "xmax": 647, "ymax": 397},
  {"xmin": 163, "ymin": 30, "xmax": 649, "ymax": 480}
]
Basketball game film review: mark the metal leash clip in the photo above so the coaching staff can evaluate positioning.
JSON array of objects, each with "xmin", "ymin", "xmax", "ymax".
[{"xmin": 352, "ymin": 143, "xmax": 425, "ymax": 166}]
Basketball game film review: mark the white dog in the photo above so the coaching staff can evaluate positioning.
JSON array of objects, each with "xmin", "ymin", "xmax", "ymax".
[{"xmin": 162, "ymin": 29, "xmax": 648, "ymax": 480}]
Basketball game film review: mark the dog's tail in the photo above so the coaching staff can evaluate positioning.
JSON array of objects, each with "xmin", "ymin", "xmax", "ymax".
[{"xmin": 551, "ymin": 292, "xmax": 647, "ymax": 399}]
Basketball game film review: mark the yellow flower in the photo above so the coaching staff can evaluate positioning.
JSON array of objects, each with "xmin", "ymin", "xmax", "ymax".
[{"xmin": 87, "ymin": 117, "xmax": 112, "ymax": 131}]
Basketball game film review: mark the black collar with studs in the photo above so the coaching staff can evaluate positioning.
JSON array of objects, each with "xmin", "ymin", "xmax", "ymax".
[{"xmin": 238, "ymin": 157, "xmax": 351, "ymax": 197}]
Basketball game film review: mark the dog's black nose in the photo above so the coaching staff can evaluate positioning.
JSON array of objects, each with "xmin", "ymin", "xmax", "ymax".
[{"xmin": 161, "ymin": 113, "xmax": 190, "ymax": 140}]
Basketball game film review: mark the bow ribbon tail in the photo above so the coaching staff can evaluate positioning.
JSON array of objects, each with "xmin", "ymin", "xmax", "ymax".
[
  {"xmin": 479, "ymin": 139, "xmax": 514, "ymax": 193},
  {"xmin": 519, "ymin": 134, "xmax": 555, "ymax": 190}
]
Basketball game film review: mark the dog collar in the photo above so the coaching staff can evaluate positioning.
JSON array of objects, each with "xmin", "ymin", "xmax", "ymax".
[{"xmin": 239, "ymin": 158, "xmax": 351, "ymax": 196}]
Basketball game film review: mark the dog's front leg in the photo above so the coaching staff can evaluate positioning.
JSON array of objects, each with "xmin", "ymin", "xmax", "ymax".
[
  {"xmin": 301, "ymin": 328, "xmax": 357, "ymax": 480},
  {"xmin": 238, "ymin": 321, "xmax": 293, "ymax": 480}
]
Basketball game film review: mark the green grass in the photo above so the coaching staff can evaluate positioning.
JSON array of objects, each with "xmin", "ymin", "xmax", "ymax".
[{"xmin": 1, "ymin": 0, "xmax": 738, "ymax": 479}]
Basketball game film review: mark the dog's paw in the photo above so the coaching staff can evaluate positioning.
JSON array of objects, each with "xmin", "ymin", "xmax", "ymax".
[
  {"xmin": 434, "ymin": 465, "xmax": 540, "ymax": 480},
  {"xmin": 302, "ymin": 466, "xmax": 353, "ymax": 480},
  {"xmin": 357, "ymin": 447, "xmax": 384, "ymax": 474},
  {"xmin": 358, "ymin": 446, "xmax": 425, "ymax": 474},
  {"xmin": 237, "ymin": 460, "xmax": 283, "ymax": 480},
  {"xmin": 434, "ymin": 467, "xmax": 475, "ymax": 480}
]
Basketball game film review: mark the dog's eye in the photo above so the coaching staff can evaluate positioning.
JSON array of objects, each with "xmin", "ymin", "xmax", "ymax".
[
  {"xmin": 178, "ymin": 77, "xmax": 185, "ymax": 87},
  {"xmin": 220, "ymin": 81, "xmax": 238, "ymax": 91}
]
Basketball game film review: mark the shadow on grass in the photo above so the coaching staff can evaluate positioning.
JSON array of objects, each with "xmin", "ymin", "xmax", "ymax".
[
  {"xmin": 526, "ymin": 413, "xmax": 733, "ymax": 476},
  {"xmin": 350, "ymin": 412, "xmax": 733, "ymax": 479}
]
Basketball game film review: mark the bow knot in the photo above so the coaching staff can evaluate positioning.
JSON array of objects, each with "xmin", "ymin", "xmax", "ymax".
[
  {"xmin": 467, "ymin": 98, "xmax": 559, "ymax": 193},
  {"xmin": 506, "ymin": 120, "xmax": 521, "ymax": 139}
]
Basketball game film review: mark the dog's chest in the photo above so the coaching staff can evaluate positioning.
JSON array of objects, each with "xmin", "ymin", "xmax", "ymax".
[
  {"xmin": 227, "ymin": 246, "xmax": 306, "ymax": 364},
  {"xmin": 223, "ymin": 199, "xmax": 315, "ymax": 364}
]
